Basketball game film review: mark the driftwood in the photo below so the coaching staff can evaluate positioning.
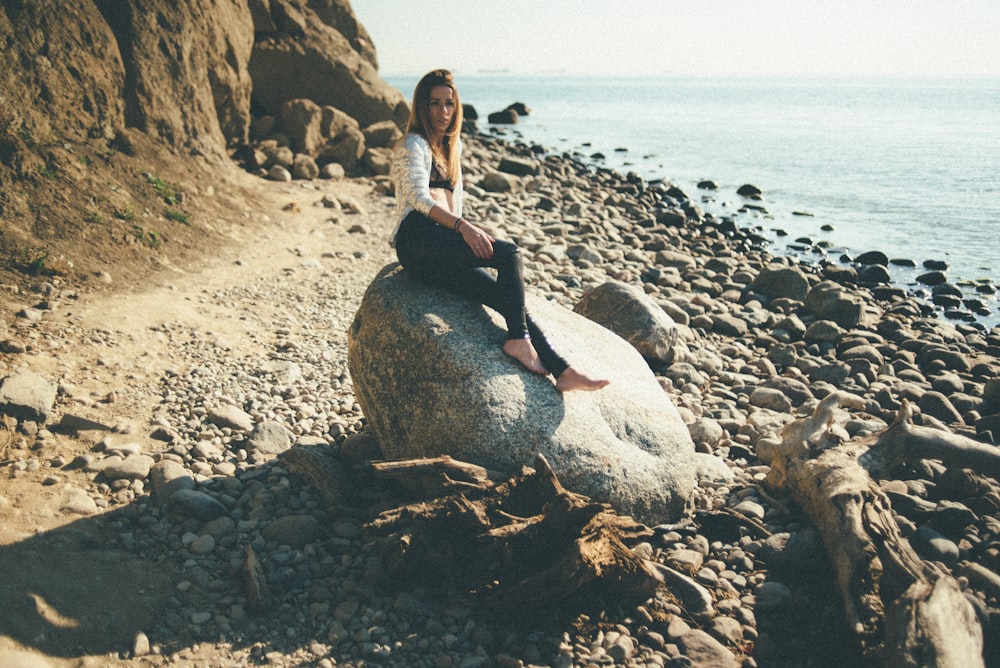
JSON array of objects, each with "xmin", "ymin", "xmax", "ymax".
[
  {"xmin": 765, "ymin": 392, "xmax": 986, "ymax": 667},
  {"xmin": 242, "ymin": 544, "xmax": 270, "ymax": 612},
  {"xmin": 365, "ymin": 453, "xmax": 660, "ymax": 621},
  {"xmin": 369, "ymin": 455, "xmax": 498, "ymax": 496}
]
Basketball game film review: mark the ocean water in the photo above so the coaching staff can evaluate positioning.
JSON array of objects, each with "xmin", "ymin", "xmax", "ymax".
[{"xmin": 387, "ymin": 74, "xmax": 1000, "ymax": 329}]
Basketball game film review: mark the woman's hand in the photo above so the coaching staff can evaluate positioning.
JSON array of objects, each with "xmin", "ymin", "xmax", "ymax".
[{"xmin": 459, "ymin": 220, "xmax": 495, "ymax": 259}]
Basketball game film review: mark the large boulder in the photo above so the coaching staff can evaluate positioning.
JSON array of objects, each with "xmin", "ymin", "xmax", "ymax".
[
  {"xmin": 248, "ymin": 0, "xmax": 407, "ymax": 127},
  {"xmin": 573, "ymin": 281, "xmax": 680, "ymax": 366},
  {"xmin": 347, "ymin": 264, "xmax": 698, "ymax": 524}
]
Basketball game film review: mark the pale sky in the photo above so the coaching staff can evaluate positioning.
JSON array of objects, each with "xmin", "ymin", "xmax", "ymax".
[{"xmin": 351, "ymin": 0, "xmax": 1000, "ymax": 78}]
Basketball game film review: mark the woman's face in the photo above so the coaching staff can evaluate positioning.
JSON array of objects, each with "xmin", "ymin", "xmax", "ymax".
[{"xmin": 427, "ymin": 85, "xmax": 456, "ymax": 137}]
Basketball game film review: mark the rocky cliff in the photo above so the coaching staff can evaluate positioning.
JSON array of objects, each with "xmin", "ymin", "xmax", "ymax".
[{"xmin": 0, "ymin": 0, "xmax": 405, "ymax": 292}]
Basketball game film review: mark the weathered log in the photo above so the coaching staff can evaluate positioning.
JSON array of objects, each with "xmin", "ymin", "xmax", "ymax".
[
  {"xmin": 365, "ymin": 454, "xmax": 660, "ymax": 621},
  {"xmin": 765, "ymin": 392, "xmax": 984, "ymax": 667}
]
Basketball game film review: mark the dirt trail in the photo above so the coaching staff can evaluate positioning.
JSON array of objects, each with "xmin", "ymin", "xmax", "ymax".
[{"xmin": 0, "ymin": 173, "xmax": 395, "ymax": 666}]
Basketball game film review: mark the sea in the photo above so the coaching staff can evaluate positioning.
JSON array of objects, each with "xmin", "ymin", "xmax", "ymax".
[{"xmin": 386, "ymin": 74, "xmax": 1000, "ymax": 330}]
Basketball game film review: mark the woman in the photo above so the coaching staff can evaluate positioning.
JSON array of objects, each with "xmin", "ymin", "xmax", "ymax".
[{"xmin": 390, "ymin": 69, "xmax": 608, "ymax": 392}]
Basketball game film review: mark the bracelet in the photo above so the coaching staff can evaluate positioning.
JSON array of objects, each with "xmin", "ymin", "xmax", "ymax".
[{"xmin": 453, "ymin": 217, "xmax": 466, "ymax": 233}]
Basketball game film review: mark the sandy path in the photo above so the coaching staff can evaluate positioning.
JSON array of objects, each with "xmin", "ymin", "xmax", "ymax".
[{"xmin": 0, "ymin": 174, "xmax": 397, "ymax": 665}]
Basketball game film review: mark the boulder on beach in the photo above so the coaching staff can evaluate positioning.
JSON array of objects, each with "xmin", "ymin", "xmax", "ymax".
[
  {"xmin": 748, "ymin": 263, "xmax": 810, "ymax": 301},
  {"xmin": 573, "ymin": 281, "xmax": 680, "ymax": 366},
  {"xmin": 804, "ymin": 280, "xmax": 881, "ymax": 329},
  {"xmin": 347, "ymin": 264, "xmax": 699, "ymax": 524}
]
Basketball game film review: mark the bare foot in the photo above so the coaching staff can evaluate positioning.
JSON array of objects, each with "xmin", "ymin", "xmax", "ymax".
[
  {"xmin": 502, "ymin": 337, "xmax": 547, "ymax": 374},
  {"xmin": 555, "ymin": 366, "xmax": 610, "ymax": 392}
]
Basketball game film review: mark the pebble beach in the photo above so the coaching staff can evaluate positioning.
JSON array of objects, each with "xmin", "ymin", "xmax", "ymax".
[{"xmin": 2, "ymin": 127, "xmax": 999, "ymax": 667}]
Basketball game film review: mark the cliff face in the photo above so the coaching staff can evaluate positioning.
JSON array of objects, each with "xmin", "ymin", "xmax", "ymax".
[{"xmin": 0, "ymin": 0, "xmax": 405, "ymax": 291}]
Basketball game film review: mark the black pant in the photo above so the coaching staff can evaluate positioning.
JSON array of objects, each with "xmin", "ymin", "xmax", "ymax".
[{"xmin": 394, "ymin": 211, "xmax": 569, "ymax": 377}]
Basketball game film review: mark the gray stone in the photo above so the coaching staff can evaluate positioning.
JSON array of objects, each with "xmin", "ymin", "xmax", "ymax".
[
  {"xmin": 749, "ymin": 387, "xmax": 792, "ymax": 413},
  {"xmin": 693, "ymin": 452, "xmax": 735, "ymax": 483},
  {"xmin": 363, "ymin": 147, "xmax": 392, "ymax": 175},
  {"xmin": 266, "ymin": 164, "xmax": 292, "ymax": 182},
  {"xmin": 62, "ymin": 488, "xmax": 99, "ymax": 516},
  {"xmin": 321, "ymin": 127, "xmax": 365, "ymax": 170},
  {"xmin": 362, "ymin": 120, "xmax": 402, "ymax": 148},
  {"xmin": 189, "ymin": 534, "xmax": 216, "ymax": 555},
  {"xmin": 733, "ymin": 500, "xmax": 766, "ymax": 521},
  {"xmin": 339, "ymin": 431, "xmax": 382, "ymax": 466},
  {"xmin": 320, "ymin": 162, "xmax": 346, "ymax": 179},
  {"xmin": 278, "ymin": 98, "xmax": 323, "ymax": 154},
  {"xmin": 754, "ymin": 581, "xmax": 793, "ymax": 611},
  {"xmin": 263, "ymin": 514, "xmax": 325, "ymax": 548},
  {"xmin": 347, "ymin": 264, "xmax": 697, "ymax": 523},
  {"xmin": 0, "ymin": 370, "xmax": 57, "ymax": 422},
  {"xmin": 749, "ymin": 264, "xmax": 809, "ymax": 301},
  {"xmin": 573, "ymin": 281, "xmax": 679, "ymax": 365},
  {"xmin": 808, "ymin": 361, "xmax": 851, "ymax": 385},
  {"xmin": 102, "ymin": 453, "xmax": 154, "ymax": 480},
  {"xmin": 761, "ymin": 376, "xmax": 813, "ymax": 406},
  {"xmin": 150, "ymin": 460, "xmax": 196, "ymax": 504},
  {"xmin": 169, "ymin": 489, "xmax": 228, "ymax": 521},
  {"xmin": 707, "ymin": 616, "xmax": 743, "ymax": 647},
  {"xmin": 803, "ymin": 319, "xmax": 845, "ymax": 343},
  {"xmin": 208, "ymin": 404, "xmax": 254, "ymax": 432},
  {"xmin": 676, "ymin": 629, "xmax": 739, "ymax": 668},
  {"xmin": 857, "ymin": 263, "xmax": 891, "ymax": 284},
  {"xmin": 840, "ymin": 344, "xmax": 884, "ymax": 366},
  {"xmin": 805, "ymin": 281, "xmax": 881, "ymax": 329},
  {"xmin": 498, "ymin": 156, "xmax": 540, "ymax": 177},
  {"xmin": 480, "ymin": 171, "xmax": 516, "ymax": 193},
  {"xmin": 918, "ymin": 391, "xmax": 963, "ymax": 425},
  {"xmin": 247, "ymin": 420, "xmax": 294, "ymax": 456},
  {"xmin": 654, "ymin": 250, "xmax": 696, "ymax": 272},
  {"xmin": 688, "ymin": 417, "xmax": 725, "ymax": 448},
  {"xmin": 712, "ymin": 313, "xmax": 748, "ymax": 337},
  {"xmin": 758, "ymin": 529, "xmax": 827, "ymax": 572},
  {"xmin": 320, "ymin": 105, "xmax": 360, "ymax": 139},
  {"xmin": 909, "ymin": 526, "xmax": 960, "ymax": 567},
  {"xmin": 983, "ymin": 378, "xmax": 1000, "ymax": 413},
  {"xmin": 292, "ymin": 153, "xmax": 319, "ymax": 179},
  {"xmin": 133, "ymin": 632, "xmax": 151, "ymax": 658}
]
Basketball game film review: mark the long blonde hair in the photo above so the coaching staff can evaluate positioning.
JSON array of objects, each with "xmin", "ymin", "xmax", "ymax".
[{"xmin": 405, "ymin": 69, "xmax": 463, "ymax": 187}]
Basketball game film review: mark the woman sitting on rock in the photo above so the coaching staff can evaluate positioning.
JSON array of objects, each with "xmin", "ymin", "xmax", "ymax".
[{"xmin": 390, "ymin": 69, "xmax": 608, "ymax": 392}]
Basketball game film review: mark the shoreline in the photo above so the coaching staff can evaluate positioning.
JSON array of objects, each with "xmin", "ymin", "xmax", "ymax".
[
  {"xmin": 413, "ymin": 72, "xmax": 1000, "ymax": 331},
  {"xmin": 477, "ymin": 118, "xmax": 1000, "ymax": 333}
]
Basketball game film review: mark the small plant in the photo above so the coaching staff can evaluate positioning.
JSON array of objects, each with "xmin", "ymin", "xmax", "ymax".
[
  {"xmin": 38, "ymin": 164, "xmax": 58, "ymax": 179},
  {"xmin": 84, "ymin": 210, "xmax": 104, "ymax": 224},
  {"xmin": 115, "ymin": 206, "xmax": 135, "ymax": 222},
  {"xmin": 132, "ymin": 225, "xmax": 162, "ymax": 249},
  {"xmin": 20, "ymin": 248, "xmax": 49, "ymax": 275},
  {"xmin": 145, "ymin": 173, "xmax": 182, "ymax": 205},
  {"xmin": 164, "ymin": 208, "xmax": 189, "ymax": 225}
]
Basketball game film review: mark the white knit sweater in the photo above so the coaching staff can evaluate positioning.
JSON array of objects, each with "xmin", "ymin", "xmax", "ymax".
[{"xmin": 389, "ymin": 133, "xmax": 464, "ymax": 243}]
